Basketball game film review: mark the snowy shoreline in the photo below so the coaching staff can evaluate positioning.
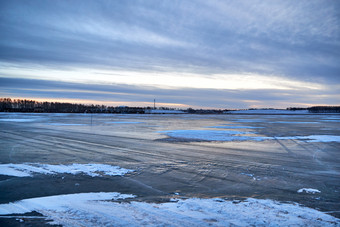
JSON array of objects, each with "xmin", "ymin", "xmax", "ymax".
[{"xmin": 0, "ymin": 192, "xmax": 338, "ymax": 226}]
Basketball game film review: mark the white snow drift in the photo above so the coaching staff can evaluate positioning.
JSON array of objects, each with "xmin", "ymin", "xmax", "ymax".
[
  {"xmin": 0, "ymin": 163, "xmax": 133, "ymax": 177},
  {"xmin": 0, "ymin": 192, "xmax": 338, "ymax": 226},
  {"xmin": 298, "ymin": 188, "xmax": 321, "ymax": 194}
]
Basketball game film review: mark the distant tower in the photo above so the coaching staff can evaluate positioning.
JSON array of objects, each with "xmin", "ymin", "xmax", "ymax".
[{"xmin": 154, "ymin": 99, "xmax": 156, "ymax": 109}]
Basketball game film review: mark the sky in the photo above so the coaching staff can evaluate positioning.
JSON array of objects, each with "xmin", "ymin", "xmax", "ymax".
[{"xmin": 0, "ymin": 0, "xmax": 339, "ymax": 109}]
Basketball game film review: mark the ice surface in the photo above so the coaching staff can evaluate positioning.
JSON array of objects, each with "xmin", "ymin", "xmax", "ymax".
[
  {"xmin": 208, "ymin": 125, "xmax": 263, "ymax": 129},
  {"xmin": 228, "ymin": 109, "xmax": 310, "ymax": 114},
  {"xmin": 160, "ymin": 130, "xmax": 340, "ymax": 143},
  {"xmin": 45, "ymin": 123, "xmax": 86, "ymax": 126},
  {"xmin": 241, "ymin": 173, "xmax": 259, "ymax": 180},
  {"xmin": 323, "ymin": 117, "xmax": 340, "ymax": 120},
  {"xmin": 233, "ymin": 119, "xmax": 264, "ymax": 122},
  {"xmin": 275, "ymin": 135, "xmax": 340, "ymax": 143},
  {"xmin": 146, "ymin": 109, "xmax": 185, "ymax": 114},
  {"xmin": 271, "ymin": 121, "xmax": 320, "ymax": 124},
  {"xmin": 0, "ymin": 163, "xmax": 133, "ymax": 177},
  {"xmin": 0, "ymin": 119, "xmax": 35, "ymax": 122},
  {"xmin": 159, "ymin": 130, "xmax": 250, "ymax": 141},
  {"xmin": 298, "ymin": 188, "xmax": 321, "ymax": 194},
  {"xmin": 106, "ymin": 121, "xmax": 143, "ymax": 124},
  {"xmin": 321, "ymin": 120, "xmax": 340, "ymax": 122},
  {"xmin": 0, "ymin": 193, "xmax": 338, "ymax": 226}
]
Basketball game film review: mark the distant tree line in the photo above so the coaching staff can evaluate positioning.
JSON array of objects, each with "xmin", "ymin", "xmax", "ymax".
[
  {"xmin": 307, "ymin": 106, "xmax": 340, "ymax": 113},
  {"xmin": 1, "ymin": 98, "xmax": 338, "ymax": 114},
  {"xmin": 286, "ymin": 107, "xmax": 307, "ymax": 111},
  {"xmin": 287, "ymin": 106, "xmax": 340, "ymax": 113},
  {"xmin": 0, "ymin": 98, "xmax": 226, "ymax": 114},
  {"xmin": 0, "ymin": 98, "xmax": 147, "ymax": 113}
]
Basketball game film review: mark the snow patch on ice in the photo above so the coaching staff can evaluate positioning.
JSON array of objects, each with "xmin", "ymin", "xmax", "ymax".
[
  {"xmin": 241, "ymin": 173, "xmax": 260, "ymax": 180},
  {"xmin": 0, "ymin": 163, "xmax": 133, "ymax": 177},
  {"xmin": 0, "ymin": 193, "xmax": 338, "ymax": 226},
  {"xmin": 0, "ymin": 192, "xmax": 135, "ymax": 216},
  {"xmin": 298, "ymin": 188, "xmax": 321, "ymax": 194},
  {"xmin": 159, "ymin": 130, "xmax": 250, "ymax": 141},
  {"xmin": 160, "ymin": 130, "xmax": 340, "ymax": 143}
]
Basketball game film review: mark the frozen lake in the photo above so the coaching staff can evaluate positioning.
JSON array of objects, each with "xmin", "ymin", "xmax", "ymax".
[{"xmin": 0, "ymin": 113, "xmax": 339, "ymax": 226}]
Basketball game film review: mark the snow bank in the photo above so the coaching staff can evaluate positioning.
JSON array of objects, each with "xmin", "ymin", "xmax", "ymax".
[
  {"xmin": 298, "ymin": 188, "xmax": 321, "ymax": 194},
  {"xmin": 0, "ymin": 193, "xmax": 338, "ymax": 226},
  {"xmin": 0, "ymin": 163, "xmax": 133, "ymax": 177}
]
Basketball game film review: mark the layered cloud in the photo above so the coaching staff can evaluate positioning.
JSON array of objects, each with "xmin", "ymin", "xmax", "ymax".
[
  {"xmin": 1, "ymin": 77, "xmax": 339, "ymax": 109},
  {"xmin": 0, "ymin": 0, "xmax": 339, "ymax": 108}
]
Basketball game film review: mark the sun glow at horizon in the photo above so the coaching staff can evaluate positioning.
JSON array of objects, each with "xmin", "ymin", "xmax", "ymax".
[{"xmin": 1, "ymin": 65, "xmax": 324, "ymax": 91}]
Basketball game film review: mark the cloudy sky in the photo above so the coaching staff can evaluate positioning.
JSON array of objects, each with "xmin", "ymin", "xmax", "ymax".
[{"xmin": 1, "ymin": 0, "xmax": 339, "ymax": 109}]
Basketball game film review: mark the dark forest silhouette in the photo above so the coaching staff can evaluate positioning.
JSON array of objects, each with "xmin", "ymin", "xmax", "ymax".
[
  {"xmin": 0, "ymin": 98, "xmax": 225, "ymax": 114},
  {"xmin": 0, "ymin": 98, "xmax": 339, "ymax": 114}
]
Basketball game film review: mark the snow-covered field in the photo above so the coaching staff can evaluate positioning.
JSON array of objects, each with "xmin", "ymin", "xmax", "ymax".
[{"xmin": 0, "ymin": 113, "xmax": 339, "ymax": 226}]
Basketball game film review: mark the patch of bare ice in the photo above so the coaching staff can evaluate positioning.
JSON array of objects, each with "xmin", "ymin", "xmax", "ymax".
[
  {"xmin": 228, "ymin": 109, "xmax": 309, "ymax": 114},
  {"xmin": 160, "ymin": 130, "xmax": 340, "ymax": 143},
  {"xmin": 106, "ymin": 121, "xmax": 143, "ymax": 124},
  {"xmin": 275, "ymin": 135, "xmax": 340, "ymax": 143},
  {"xmin": 233, "ymin": 119, "xmax": 264, "ymax": 123},
  {"xmin": 208, "ymin": 125, "xmax": 263, "ymax": 129},
  {"xmin": 0, "ymin": 119, "xmax": 36, "ymax": 122},
  {"xmin": 159, "ymin": 130, "xmax": 251, "ymax": 141},
  {"xmin": 45, "ymin": 123, "xmax": 85, "ymax": 126},
  {"xmin": 272, "ymin": 121, "xmax": 319, "ymax": 124}
]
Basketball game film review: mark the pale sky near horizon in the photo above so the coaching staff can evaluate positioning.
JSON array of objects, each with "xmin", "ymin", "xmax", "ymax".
[{"xmin": 1, "ymin": 0, "xmax": 339, "ymax": 109}]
